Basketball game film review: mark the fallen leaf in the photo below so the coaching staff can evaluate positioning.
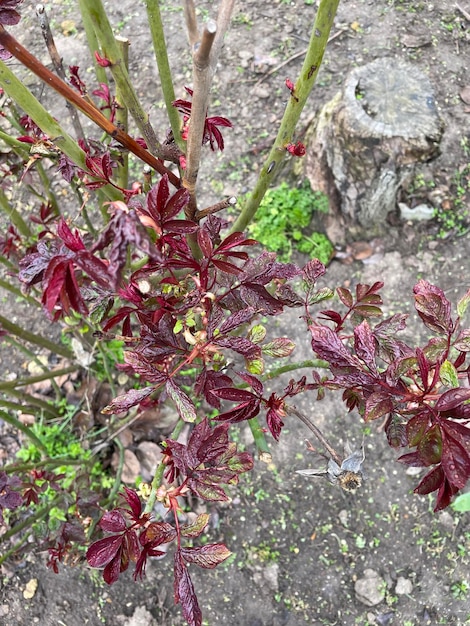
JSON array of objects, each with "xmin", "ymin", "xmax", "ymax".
[
  {"xmin": 460, "ymin": 86, "xmax": 470, "ymax": 105},
  {"xmin": 23, "ymin": 578, "xmax": 38, "ymax": 600}
]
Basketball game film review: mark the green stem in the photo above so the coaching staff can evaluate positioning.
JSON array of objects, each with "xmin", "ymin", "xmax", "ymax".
[
  {"xmin": 0, "ymin": 314, "xmax": 73, "ymax": 359},
  {"xmin": 0, "ymin": 408, "xmax": 48, "ymax": 454},
  {"xmin": 248, "ymin": 416, "xmax": 271, "ymax": 462},
  {"xmin": 0, "ymin": 534, "xmax": 31, "ymax": 565},
  {"xmin": 231, "ymin": 0, "xmax": 340, "ymax": 233},
  {"xmin": 144, "ymin": 0, "xmax": 185, "ymax": 151},
  {"xmin": 96, "ymin": 342, "xmax": 117, "ymax": 396},
  {"xmin": 0, "ymin": 187, "xmax": 31, "ymax": 238},
  {"xmin": 0, "ymin": 397, "xmax": 58, "ymax": 419},
  {"xmin": 262, "ymin": 359, "xmax": 329, "ymax": 381},
  {"xmin": 0, "ymin": 58, "xmax": 120, "ymax": 203},
  {"xmin": 102, "ymin": 438, "xmax": 124, "ymax": 508},
  {"xmin": 1, "ymin": 335, "xmax": 61, "ymax": 398},
  {"xmin": 0, "ymin": 366, "xmax": 78, "ymax": 391},
  {"xmin": 79, "ymin": 0, "xmax": 162, "ymax": 157},
  {"xmin": 114, "ymin": 36, "xmax": 129, "ymax": 190},
  {"xmin": 0, "ymin": 501, "xmax": 54, "ymax": 547},
  {"xmin": 1, "ymin": 457, "xmax": 86, "ymax": 474},
  {"xmin": 145, "ymin": 418, "xmax": 185, "ymax": 514},
  {"xmin": 36, "ymin": 161, "xmax": 61, "ymax": 216},
  {"xmin": 0, "ymin": 127, "xmax": 30, "ymax": 152},
  {"xmin": 77, "ymin": 0, "xmax": 109, "ymax": 87}
]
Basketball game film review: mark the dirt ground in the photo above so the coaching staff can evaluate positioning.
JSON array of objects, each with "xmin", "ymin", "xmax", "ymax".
[{"xmin": 1, "ymin": 0, "xmax": 470, "ymax": 625}]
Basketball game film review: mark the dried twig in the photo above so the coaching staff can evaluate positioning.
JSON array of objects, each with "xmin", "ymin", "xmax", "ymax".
[
  {"xmin": 456, "ymin": 3, "xmax": 470, "ymax": 21},
  {"xmin": 285, "ymin": 405, "xmax": 343, "ymax": 466},
  {"xmin": 36, "ymin": 4, "xmax": 84, "ymax": 140},
  {"xmin": 195, "ymin": 196, "xmax": 237, "ymax": 221},
  {"xmin": 183, "ymin": 0, "xmax": 199, "ymax": 48},
  {"xmin": 255, "ymin": 28, "xmax": 347, "ymax": 88},
  {"xmin": 183, "ymin": 19, "xmax": 217, "ymax": 219}
]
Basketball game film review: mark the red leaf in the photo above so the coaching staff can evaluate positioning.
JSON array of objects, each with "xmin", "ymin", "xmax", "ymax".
[
  {"xmin": 356, "ymin": 282, "xmax": 384, "ymax": 302},
  {"xmin": 303, "ymin": 259, "xmax": 326, "ymax": 284},
  {"xmin": 406, "ymin": 413, "xmax": 431, "ymax": 447},
  {"xmin": 214, "ymin": 231, "xmax": 256, "ymax": 254},
  {"xmin": 435, "ymin": 388, "xmax": 470, "ymax": 411},
  {"xmin": 214, "ymin": 399, "xmax": 260, "ymax": 423},
  {"xmin": 86, "ymin": 534, "xmax": 124, "ymax": 568},
  {"xmin": 99, "ymin": 510, "xmax": 127, "ymax": 533},
  {"xmin": 162, "ymin": 187, "xmax": 190, "ymax": 221},
  {"xmin": 211, "ymin": 258, "xmax": 243, "ymax": 275},
  {"xmin": 337, "ymin": 286, "xmax": 353, "ymax": 308},
  {"xmin": 239, "ymin": 283, "xmax": 283, "ymax": 315},
  {"xmin": 57, "ymin": 218, "xmax": 85, "ymax": 252},
  {"xmin": 102, "ymin": 386, "xmax": 156, "ymax": 414},
  {"xmin": 197, "ymin": 228, "xmax": 213, "ymax": 257},
  {"xmin": 164, "ymin": 219, "xmax": 198, "ymax": 234},
  {"xmin": 354, "ymin": 320, "xmax": 377, "ymax": 371},
  {"xmin": 414, "ymin": 464, "xmax": 444, "ymax": 495},
  {"xmin": 413, "ymin": 279, "xmax": 452, "ymax": 335},
  {"xmin": 209, "ymin": 387, "xmax": 258, "ymax": 402},
  {"xmin": 309, "ymin": 325, "xmax": 357, "ymax": 368},
  {"xmin": 219, "ymin": 308, "xmax": 256, "ymax": 335},
  {"xmin": 140, "ymin": 521, "xmax": 176, "ymax": 545},
  {"xmin": 215, "ymin": 337, "xmax": 261, "ymax": 359},
  {"xmin": 385, "ymin": 414, "xmax": 407, "ymax": 448},
  {"xmin": 364, "ymin": 392, "xmax": 393, "ymax": 422},
  {"xmin": 180, "ymin": 544, "xmax": 231, "ymax": 569},
  {"xmin": 416, "ymin": 348, "xmax": 430, "ymax": 391},
  {"xmin": 441, "ymin": 432, "xmax": 470, "ymax": 488},
  {"xmin": 174, "ymin": 551, "xmax": 202, "ymax": 626},
  {"xmin": 266, "ymin": 407, "xmax": 284, "ymax": 441},
  {"xmin": 418, "ymin": 424, "xmax": 443, "ymax": 465},
  {"xmin": 121, "ymin": 487, "xmax": 143, "ymax": 520},
  {"xmin": 75, "ymin": 250, "xmax": 111, "ymax": 288}
]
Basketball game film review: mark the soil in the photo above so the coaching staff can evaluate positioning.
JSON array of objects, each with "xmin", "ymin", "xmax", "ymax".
[{"xmin": 1, "ymin": 1, "xmax": 470, "ymax": 626}]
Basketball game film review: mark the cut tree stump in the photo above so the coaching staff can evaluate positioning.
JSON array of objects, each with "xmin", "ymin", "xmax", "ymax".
[{"xmin": 304, "ymin": 58, "xmax": 444, "ymax": 242}]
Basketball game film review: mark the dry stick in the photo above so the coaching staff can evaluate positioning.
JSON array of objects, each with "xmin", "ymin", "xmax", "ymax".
[
  {"xmin": 183, "ymin": 20, "xmax": 217, "ymax": 220},
  {"xmin": 114, "ymin": 36, "xmax": 129, "ymax": 190},
  {"xmin": 285, "ymin": 405, "xmax": 343, "ymax": 466},
  {"xmin": 195, "ymin": 196, "xmax": 237, "ymax": 220},
  {"xmin": 211, "ymin": 0, "xmax": 236, "ymax": 65},
  {"xmin": 0, "ymin": 26, "xmax": 180, "ymax": 189},
  {"xmin": 456, "ymin": 4, "xmax": 470, "ymax": 21},
  {"xmin": 183, "ymin": 0, "xmax": 200, "ymax": 48},
  {"xmin": 35, "ymin": 4, "xmax": 85, "ymax": 141},
  {"xmin": 254, "ymin": 28, "xmax": 347, "ymax": 88}
]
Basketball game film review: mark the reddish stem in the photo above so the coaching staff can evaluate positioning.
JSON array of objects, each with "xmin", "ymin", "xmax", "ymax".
[{"xmin": 0, "ymin": 25, "xmax": 181, "ymax": 189}]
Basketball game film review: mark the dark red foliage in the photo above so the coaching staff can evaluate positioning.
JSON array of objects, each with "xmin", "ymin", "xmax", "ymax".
[
  {"xmin": 0, "ymin": 0, "xmax": 22, "ymax": 60},
  {"xmin": 308, "ymin": 279, "xmax": 470, "ymax": 510},
  {"xmin": 0, "ymin": 472, "xmax": 22, "ymax": 524},
  {"xmin": 173, "ymin": 87, "xmax": 232, "ymax": 151}
]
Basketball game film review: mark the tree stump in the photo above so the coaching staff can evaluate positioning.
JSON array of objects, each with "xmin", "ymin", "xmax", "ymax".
[{"xmin": 304, "ymin": 58, "xmax": 444, "ymax": 242}]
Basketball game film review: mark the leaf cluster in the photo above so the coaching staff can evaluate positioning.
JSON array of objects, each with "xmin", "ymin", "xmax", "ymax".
[{"xmin": 245, "ymin": 181, "xmax": 332, "ymax": 262}]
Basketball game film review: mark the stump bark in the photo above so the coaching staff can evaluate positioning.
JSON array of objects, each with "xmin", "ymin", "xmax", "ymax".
[{"xmin": 304, "ymin": 58, "xmax": 444, "ymax": 242}]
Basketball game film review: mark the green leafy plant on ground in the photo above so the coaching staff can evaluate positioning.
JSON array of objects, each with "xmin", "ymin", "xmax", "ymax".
[{"xmin": 245, "ymin": 181, "xmax": 332, "ymax": 262}]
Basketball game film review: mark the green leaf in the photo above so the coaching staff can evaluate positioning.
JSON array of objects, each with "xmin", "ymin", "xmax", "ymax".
[
  {"xmin": 246, "ymin": 357, "xmax": 264, "ymax": 375},
  {"xmin": 247, "ymin": 324, "xmax": 266, "ymax": 344},
  {"xmin": 262, "ymin": 338, "xmax": 295, "ymax": 358},
  {"xmin": 166, "ymin": 379, "xmax": 197, "ymax": 422},
  {"xmin": 180, "ymin": 514, "xmax": 210, "ymax": 538},
  {"xmin": 451, "ymin": 492, "xmax": 470, "ymax": 513},
  {"xmin": 457, "ymin": 289, "xmax": 470, "ymax": 318},
  {"xmin": 440, "ymin": 360, "xmax": 459, "ymax": 388}
]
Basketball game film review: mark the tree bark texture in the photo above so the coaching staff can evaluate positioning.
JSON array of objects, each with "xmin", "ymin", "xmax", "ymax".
[{"xmin": 304, "ymin": 58, "xmax": 444, "ymax": 242}]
